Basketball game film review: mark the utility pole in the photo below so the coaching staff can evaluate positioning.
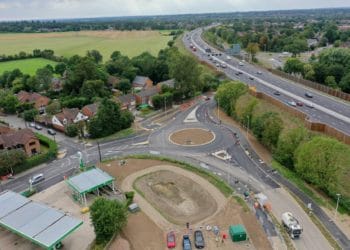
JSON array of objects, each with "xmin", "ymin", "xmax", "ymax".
[
  {"xmin": 246, "ymin": 115, "xmax": 250, "ymax": 137},
  {"xmin": 164, "ymin": 95, "xmax": 167, "ymax": 119},
  {"xmin": 335, "ymin": 193, "xmax": 341, "ymax": 220},
  {"xmin": 97, "ymin": 141, "xmax": 102, "ymax": 162},
  {"xmin": 217, "ymin": 98, "xmax": 220, "ymax": 124}
]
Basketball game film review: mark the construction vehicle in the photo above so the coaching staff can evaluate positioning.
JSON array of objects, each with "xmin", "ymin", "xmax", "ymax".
[{"xmin": 281, "ymin": 212, "xmax": 303, "ymax": 239}]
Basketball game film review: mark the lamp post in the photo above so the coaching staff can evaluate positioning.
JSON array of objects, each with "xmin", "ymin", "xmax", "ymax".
[
  {"xmin": 97, "ymin": 141, "xmax": 102, "ymax": 162},
  {"xmin": 246, "ymin": 115, "xmax": 250, "ymax": 137},
  {"xmin": 335, "ymin": 193, "xmax": 341, "ymax": 220},
  {"xmin": 217, "ymin": 98, "xmax": 220, "ymax": 124}
]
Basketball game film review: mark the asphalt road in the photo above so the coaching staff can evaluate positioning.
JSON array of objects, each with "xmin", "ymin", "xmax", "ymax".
[{"xmin": 183, "ymin": 28, "xmax": 350, "ymax": 135}]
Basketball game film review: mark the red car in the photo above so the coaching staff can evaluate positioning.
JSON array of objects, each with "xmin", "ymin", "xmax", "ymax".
[
  {"xmin": 296, "ymin": 101, "xmax": 303, "ymax": 106},
  {"xmin": 167, "ymin": 231, "xmax": 176, "ymax": 248}
]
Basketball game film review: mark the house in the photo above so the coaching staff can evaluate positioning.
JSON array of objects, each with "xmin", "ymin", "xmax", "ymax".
[
  {"xmin": 51, "ymin": 77, "xmax": 64, "ymax": 92},
  {"xmin": 52, "ymin": 108, "xmax": 88, "ymax": 132},
  {"xmin": 107, "ymin": 75, "xmax": 121, "ymax": 88},
  {"xmin": 134, "ymin": 86, "xmax": 160, "ymax": 106},
  {"xmin": 0, "ymin": 125, "xmax": 13, "ymax": 135},
  {"xmin": 82, "ymin": 103, "xmax": 99, "ymax": 118},
  {"xmin": 307, "ymin": 39, "xmax": 318, "ymax": 48},
  {"xmin": 0, "ymin": 128, "xmax": 40, "ymax": 156},
  {"xmin": 116, "ymin": 94, "xmax": 136, "ymax": 110},
  {"xmin": 156, "ymin": 79, "xmax": 175, "ymax": 92},
  {"xmin": 132, "ymin": 76, "xmax": 153, "ymax": 90},
  {"xmin": 17, "ymin": 91, "xmax": 51, "ymax": 114}
]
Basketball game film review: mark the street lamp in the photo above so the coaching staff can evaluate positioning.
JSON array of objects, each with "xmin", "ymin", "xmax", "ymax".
[
  {"xmin": 246, "ymin": 115, "xmax": 250, "ymax": 137},
  {"xmin": 217, "ymin": 98, "xmax": 220, "ymax": 124},
  {"xmin": 335, "ymin": 193, "xmax": 341, "ymax": 220}
]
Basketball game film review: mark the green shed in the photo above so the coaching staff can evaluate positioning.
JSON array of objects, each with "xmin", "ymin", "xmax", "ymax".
[{"xmin": 229, "ymin": 224, "xmax": 247, "ymax": 242}]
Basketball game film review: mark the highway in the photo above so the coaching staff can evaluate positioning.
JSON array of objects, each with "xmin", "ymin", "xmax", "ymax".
[{"xmin": 183, "ymin": 28, "xmax": 350, "ymax": 135}]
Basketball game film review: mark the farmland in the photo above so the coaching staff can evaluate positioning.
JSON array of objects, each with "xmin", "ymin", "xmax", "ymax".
[
  {"xmin": 0, "ymin": 30, "xmax": 173, "ymax": 60},
  {"xmin": 0, "ymin": 58, "xmax": 57, "ymax": 75}
]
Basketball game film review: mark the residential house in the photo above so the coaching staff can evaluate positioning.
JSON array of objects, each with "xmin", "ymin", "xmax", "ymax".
[
  {"xmin": 156, "ymin": 79, "xmax": 175, "ymax": 92},
  {"xmin": 116, "ymin": 94, "xmax": 136, "ymax": 111},
  {"xmin": 132, "ymin": 76, "xmax": 153, "ymax": 90},
  {"xmin": 0, "ymin": 128, "xmax": 40, "ymax": 156},
  {"xmin": 134, "ymin": 86, "xmax": 160, "ymax": 106},
  {"xmin": 17, "ymin": 91, "xmax": 51, "ymax": 114},
  {"xmin": 52, "ymin": 108, "xmax": 88, "ymax": 132},
  {"xmin": 107, "ymin": 75, "xmax": 120, "ymax": 88},
  {"xmin": 81, "ymin": 103, "xmax": 99, "ymax": 119},
  {"xmin": 51, "ymin": 77, "xmax": 64, "ymax": 92}
]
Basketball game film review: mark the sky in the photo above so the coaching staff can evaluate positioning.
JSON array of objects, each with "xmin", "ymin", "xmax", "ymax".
[{"xmin": 0, "ymin": 0, "xmax": 349, "ymax": 21}]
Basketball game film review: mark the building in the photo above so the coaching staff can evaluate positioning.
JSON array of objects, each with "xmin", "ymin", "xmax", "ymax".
[
  {"xmin": 52, "ymin": 108, "xmax": 88, "ymax": 132},
  {"xmin": 16, "ymin": 91, "xmax": 51, "ymax": 114},
  {"xmin": 134, "ymin": 86, "xmax": 160, "ymax": 106},
  {"xmin": 0, "ymin": 125, "xmax": 13, "ymax": 135},
  {"xmin": 132, "ymin": 76, "xmax": 153, "ymax": 90},
  {"xmin": 156, "ymin": 79, "xmax": 175, "ymax": 92},
  {"xmin": 116, "ymin": 94, "xmax": 136, "ymax": 110},
  {"xmin": 81, "ymin": 103, "xmax": 99, "ymax": 119},
  {"xmin": 51, "ymin": 77, "xmax": 64, "ymax": 92},
  {"xmin": 0, "ymin": 128, "xmax": 40, "ymax": 156}
]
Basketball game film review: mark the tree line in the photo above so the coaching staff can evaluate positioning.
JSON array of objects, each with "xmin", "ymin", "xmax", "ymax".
[{"xmin": 215, "ymin": 82, "xmax": 350, "ymax": 213}]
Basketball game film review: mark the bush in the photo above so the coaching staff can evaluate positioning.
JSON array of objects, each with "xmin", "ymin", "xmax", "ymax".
[
  {"xmin": 125, "ymin": 191, "xmax": 135, "ymax": 206},
  {"xmin": 65, "ymin": 124, "xmax": 79, "ymax": 137}
]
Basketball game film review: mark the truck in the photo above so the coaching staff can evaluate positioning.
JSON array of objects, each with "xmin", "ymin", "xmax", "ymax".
[{"xmin": 282, "ymin": 212, "xmax": 303, "ymax": 239}]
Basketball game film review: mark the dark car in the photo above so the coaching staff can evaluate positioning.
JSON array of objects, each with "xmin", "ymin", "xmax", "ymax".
[
  {"xmin": 273, "ymin": 91, "xmax": 281, "ymax": 96},
  {"xmin": 249, "ymin": 76, "xmax": 254, "ymax": 80},
  {"xmin": 194, "ymin": 230, "xmax": 205, "ymax": 249},
  {"xmin": 305, "ymin": 92, "xmax": 313, "ymax": 98},
  {"xmin": 183, "ymin": 235, "xmax": 192, "ymax": 250}
]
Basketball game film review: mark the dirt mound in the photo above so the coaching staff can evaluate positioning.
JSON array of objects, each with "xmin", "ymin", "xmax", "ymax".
[{"xmin": 169, "ymin": 128, "xmax": 215, "ymax": 146}]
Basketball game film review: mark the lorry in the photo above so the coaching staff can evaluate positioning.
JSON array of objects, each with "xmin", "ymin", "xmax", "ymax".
[{"xmin": 282, "ymin": 212, "xmax": 303, "ymax": 239}]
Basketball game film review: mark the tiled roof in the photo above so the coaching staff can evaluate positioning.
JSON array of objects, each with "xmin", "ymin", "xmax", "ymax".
[
  {"xmin": 0, "ymin": 129, "xmax": 37, "ymax": 148},
  {"xmin": 133, "ymin": 76, "xmax": 151, "ymax": 86},
  {"xmin": 157, "ymin": 79, "xmax": 175, "ymax": 88},
  {"xmin": 55, "ymin": 108, "xmax": 79, "ymax": 124},
  {"xmin": 82, "ymin": 103, "xmax": 99, "ymax": 116},
  {"xmin": 136, "ymin": 86, "xmax": 160, "ymax": 97},
  {"xmin": 117, "ymin": 94, "xmax": 135, "ymax": 104}
]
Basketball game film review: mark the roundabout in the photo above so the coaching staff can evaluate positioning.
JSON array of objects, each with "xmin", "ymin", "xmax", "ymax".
[{"xmin": 168, "ymin": 128, "xmax": 215, "ymax": 146}]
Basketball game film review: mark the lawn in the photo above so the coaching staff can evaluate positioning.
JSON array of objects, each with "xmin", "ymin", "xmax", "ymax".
[
  {"xmin": 0, "ymin": 30, "xmax": 172, "ymax": 61},
  {"xmin": 0, "ymin": 58, "xmax": 57, "ymax": 75}
]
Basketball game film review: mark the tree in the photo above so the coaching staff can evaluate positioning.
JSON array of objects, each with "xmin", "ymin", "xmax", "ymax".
[
  {"xmin": 55, "ymin": 63, "xmax": 67, "ymax": 76},
  {"xmin": 23, "ymin": 109, "xmax": 38, "ymax": 122},
  {"xmin": 168, "ymin": 52, "xmax": 201, "ymax": 99},
  {"xmin": 80, "ymin": 80, "xmax": 110, "ymax": 101},
  {"xmin": 324, "ymin": 76, "xmax": 337, "ymax": 88},
  {"xmin": 0, "ymin": 149, "xmax": 27, "ymax": 175},
  {"xmin": 120, "ymin": 111, "xmax": 134, "ymax": 129},
  {"xmin": 340, "ymin": 73, "xmax": 350, "ymax": 93},
  {"xmin": 0, "ymin": 92, "xmax": 19, "ymax": 114},
  {"xmin": 152, "ymin": 92, "xmax": 173, "ymax": 110},
  {"xmin": 36, "ymin": 67, "xmax": 53, "ymax": 91},
  {"xmin": 65, "ymin": 124, "xmax": 79, "ymax": 137},
  {"xmin": 246, "ymin": 43, "xmax": 259, "ymax": 61},
  {"xmin": 90, "ymin": 197, "xmax": 128, "ymax": 244},
  {"xmin": 274, "ymin": 127, "xmax": 310, "ymax": 169},
  {"xmin": 106, "ymin": 51, "xmax": 137, "ymax": 81},
  {"xmin": 45, "ymin": 100, "xmax": 61, "ymax": 115},
  {"xmin": 117, "ymin": 79, "xmax": 131, "ymax": 94},
  {"xmin": 295, "ymin": 136, "xmax": 350, "ymax": 196},
  {"xmin": 131, "ymin": 52, "xmax": 157, "ymax": 79},
  {"xmin": 283, "ymin": 58, "xmax": 305, "ymax": 74},
  {"xmin": 87, "ymin": 50, "xmax": 103, "ymax": 64}
]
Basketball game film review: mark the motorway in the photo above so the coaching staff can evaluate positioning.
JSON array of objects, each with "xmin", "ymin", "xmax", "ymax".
[{"xmin": 183, "ymin": 28, "xmax": 350, "ymax": 135}]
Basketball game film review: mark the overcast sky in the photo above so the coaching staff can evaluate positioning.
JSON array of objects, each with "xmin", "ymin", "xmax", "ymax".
[{"xmin": 0, "ymin": 0, "xmax": 349, "ymax": 21}]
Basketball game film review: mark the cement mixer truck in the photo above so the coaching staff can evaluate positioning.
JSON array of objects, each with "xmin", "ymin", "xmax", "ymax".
[{"xmin": 282, "ymin": 212, "xmax": 303, "ymax": 239}]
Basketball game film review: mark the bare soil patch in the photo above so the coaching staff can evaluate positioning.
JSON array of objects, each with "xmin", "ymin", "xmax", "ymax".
[
  {"xmin": 169, "ymin": 128, "xmax": 214, "ymax": 146},
  {"xmin": 134, "ymin": 170, "xmax": 217, "ymax": 225}
]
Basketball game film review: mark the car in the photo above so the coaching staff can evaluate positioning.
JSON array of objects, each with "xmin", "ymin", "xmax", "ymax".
[
  {"xmin": 249, "ymin": 76, "xmax": 254, "ymax": 80},
  {"xmin": 256, "ymin": 71, "xmax": 262, "ymax": 75},
  {"xmin": 215, "ymin": 63, "xmax": 220, "ymax": 67},
  {"xmin": 47, "ymin": 129, "xmax": 56, "ymax": 135},
  {"xmin": 203, "ymin": 96, "xmax": 210, "ymax": 101},
  {"xmin": 305, "ymin": 103, "xmax": 314, "ymax": 108},
  {"xmin": 35, "ymin": 124, "xmax": 42, "ymax": 130},
  {"xmin": 208, "ymin": 57, "xmax": 213, "ymax": 61},
  {"xmin": 239, "ymin": 62, "xmax": 244, "ymax": 66},
  {"xmin": 273, "ymin": 91, "xmax": 281, "ymax": 96},
  {"xmin": 29, "ymin": 173, "xmax": 45, "ymax": 185},
  {"xmin": 167, "ymin": 231, "xmax": 176, "ymax": 248},
  {"xmin": 235, "ymin": 72, "xmax": 240, "ymax": 76},
  {"xmin": 183, "ymin": 235, "xmax": 192, "ymax": 250},
  {"xmin": 305, "ymin": 92, "xmax": 313, "ymax": 98},
  {"xmin": 194, "ymin": 230, "xmax": 205, "ymax": 249},
  {"xmin": 221, "ymin": 63, "xmax": 227, "ymax": 68},
  {"xmin": 258, "ymin": 159, "xmax": 265, "ymax": 164},
  {"xmin": 29, "ymin": 122, "xmax": 36, "ymax": 128},
  {"xmin": 288, "ymin": 101, "xmax": 297, "ymax": 107},
  {"xmin": 296, "ymin": 101, "xmax": 303, "ymax": 106},
  {"xmin": 226, "ymin": 56, "xmax": 231, "ymax": 60}
]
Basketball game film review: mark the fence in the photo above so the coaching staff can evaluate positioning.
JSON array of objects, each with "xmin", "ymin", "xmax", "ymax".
[
  {"xmin": 268, "ymin": 69, "xmax": 350, "ymax": 102},
  {"xmin": 249, "ymin": 89, "xmax": 350, "ymax": 145}
]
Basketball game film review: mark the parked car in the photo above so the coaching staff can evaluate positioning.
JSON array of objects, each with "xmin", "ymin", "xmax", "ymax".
[
  {"xmin": 47, "ymin": 129, "xmax": 56, "ymax": 135},
  {"xmin": 273, "ymin": 91, "xmax": 281, "ymax": 96},
  {"xmin": 194, "ymin": 230, "xmax": 205, "ymax": 249},
  {"xmin": 167, "ymin": 231, "xmax": 176, "ymax": 248},
  {"xmin": 305, "ymin": 92, "xmax": 313, "ymax": 98},
  {"xmin": 183, "ymin": 235, "xmax": 192, "ymax": 250},
  {"xmin": 296, "ymin": 101, "xmax": 303, "ymax": 106},
  {"xmin": 235, "ymin": 72, "xmax": 240, "ymax": 76},
  {"xmin": 29, "ymin": 122, "xmax": 36, "ymax": 128},
  {"xmin": 35, "ymin": 124, "xmax": 42, "ymax": 130},
  {"xmin": 208, "ymin": 57, "xmax": 213, "ymax": 61},
  {"xmin": 249, "ymin": 76, "xmax": 254, "ymax": 80},
  {"xmin": 239, "ymin": 62, "xmax": 244, "ymax": 66},
  {"xmin": 29, "ymin": 173, "xmax": 45, "ymax": 185},
  {"xmin": 256, "ymin": 71, "xmax": 262, "ymax": 75},
  {"xmin": 288, "ymin": 101, "xmax": 297, "ymax": 107}
]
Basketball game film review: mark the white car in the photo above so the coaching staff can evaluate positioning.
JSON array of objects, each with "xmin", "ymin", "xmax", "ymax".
[
  {"xmin": 226, "ymin": 56, "xmax": 231, "ymax": 60},
  {"xmin": 29, "ymin": 122, "xmax": 36, "ymax": 128},
  {"xmin": 29, "ymin": 173, "xmax": 45, "ymax": 185},
  {"xmin": 239, "ymin": 62, "xmax": 244, "ymax": 66},
  {"xmin": 288, "ymin": 101, "xmax": 297, "ymax": 107},
  {"xmin": 221, "ymin": 63, "xmax": 227, "ymax": 68}
]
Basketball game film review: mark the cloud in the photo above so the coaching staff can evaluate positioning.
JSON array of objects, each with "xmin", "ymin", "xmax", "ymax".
[{"xmin": 0, "ymin": 0, "xmax": 349, "ymax": 21}]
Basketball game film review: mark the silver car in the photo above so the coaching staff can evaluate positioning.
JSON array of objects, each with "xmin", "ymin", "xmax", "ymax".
[{"xmin": 29, "ymin": 173, "xmax": 45, "ymax": 185}]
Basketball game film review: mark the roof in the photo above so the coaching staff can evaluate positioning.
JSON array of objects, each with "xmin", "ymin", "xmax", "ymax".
[
  {"xmin": 136, "ymin": 86, "xmax": 160, "ymax": 98},
  {"xmin": 229, "ymin": 224, "xmax": 246, "ymax": 234},
  {"xmin": 0, "ymin": 129, "xmax": 37, "ymax": 148},
  {"xmin": 82, "ymin": 103, "xmax": 99, "ymax": 117},
  {"xmin": 0, "ymin": 190, "xmax": 83, "ymax": 249},
  {"xmin": 117, "ymin": 94, "xmax": 136, "ymax": 104},
  {"xmin": 17, "ymin": 91, "xmax": 50, "ymax": 106},
  {"xmin": 157, "ymin": 79, "xmax": 175, "ymax": 89},
  {"xmin": 66, "ymin": 168, "xmax": 114, "ymax": 195},
  {"xmin": 55, "ymin": 108, "xmax": 80, "ymax": 124},
  {"xmin": 0, "ymin": 125, "xmax": 13, "ymax": 135},
  {"xmin": 133, "ymin": 76, "xmax": 152, "ymax": 86}
]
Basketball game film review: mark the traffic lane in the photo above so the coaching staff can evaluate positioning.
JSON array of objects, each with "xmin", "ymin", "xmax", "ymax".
[{"xmin": 191, "ymin": 30, "xmax": 350, "ymax": 119}]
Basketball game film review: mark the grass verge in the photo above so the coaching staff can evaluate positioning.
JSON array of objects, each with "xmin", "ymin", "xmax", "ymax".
[{"xmin": 89, "ymin": 128, "xmax": 135, "ymax": 143}]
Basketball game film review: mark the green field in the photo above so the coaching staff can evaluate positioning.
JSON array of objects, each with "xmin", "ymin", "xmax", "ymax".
[
  {"xmin": 0, "ymin": 30, "xmax": 172, "ymax": 61},
  {"xmin": 0, "ymin": 58, "xmax": 57, "ymax": 75}
]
